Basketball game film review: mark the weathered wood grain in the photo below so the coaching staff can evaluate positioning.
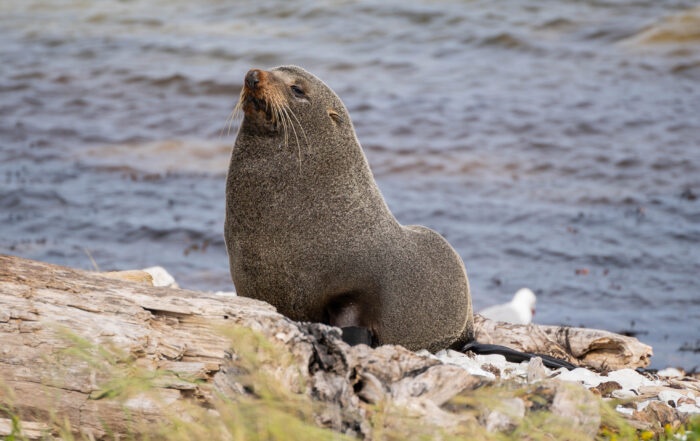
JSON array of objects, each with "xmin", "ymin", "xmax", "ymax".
[{"xmin": 473, "ymin": 314, "xmax": 653, "ymax": 370}]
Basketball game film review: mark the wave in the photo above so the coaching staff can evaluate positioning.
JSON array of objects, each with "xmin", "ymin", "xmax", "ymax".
[
  {"xmin": 623, "ymin": 6, "xmax": 700, "ymax": 45},
  {"xmin": 124, "ymin": 73, "xmax": 241, "ymax": 96},
  {"xmin": 478, "ymin": 32, "xmax": 530, "ymax": 50}
]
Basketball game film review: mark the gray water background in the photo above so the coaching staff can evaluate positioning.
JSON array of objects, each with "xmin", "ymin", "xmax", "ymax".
[{"xmin": 1, "ymin": 0, "xmax": 699, "ymax": 369}]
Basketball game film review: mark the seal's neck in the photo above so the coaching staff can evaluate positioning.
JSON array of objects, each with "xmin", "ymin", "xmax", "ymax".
[
  {"xmin": 232, "ymin": 124, "xmax": 371, "ymax": 183},
  {"xmin": 228, "ymin": 127, "xmax": 395, "ymax": 228}
]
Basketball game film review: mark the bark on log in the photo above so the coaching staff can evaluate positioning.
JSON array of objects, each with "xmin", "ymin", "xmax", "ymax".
[
  {"xmin": 0, "ymin": 254, "xmax": 653, "ymax": 439},
  {"xmin": 473, "ymin": 314, "xmax": 653, "ymax": 370}
]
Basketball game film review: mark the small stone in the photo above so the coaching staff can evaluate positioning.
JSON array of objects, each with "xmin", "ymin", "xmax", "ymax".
[
  {"xmin": 527, "ymin": 357, "xmax": 547, "ymax": 383},
  {"xmin": 435, "ymin": 351, "xmax": 497, "ymax": 379},
  {"xmin": 607, "ymin": 368, "xmax": 656, "ymax": 390},
  {"xmin": 632, "ymin": 401, "xmax": 683, "ymax": 430},
  {"xmin": 612, "ymin": 389, "xmax": 637, "ymax": 399},
  {"xmin": 658, "ymin": 390, "xmax": 684, "ymax": 406},
  {"xmin": 557, "ymin": 367, "xmax": 604, "ymax": 387},
  {"xmin": 550, "ymin": 382, "xmax": 601, "ymax": 437},
  {"xmin": 616, "ymin": 405, "xmax": 634, "ymax": 416}
]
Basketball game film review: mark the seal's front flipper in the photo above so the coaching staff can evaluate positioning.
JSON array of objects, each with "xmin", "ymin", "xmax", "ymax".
[
  {"xmin": 461, "ymin": 341, "xmax": 578, "ymax": 370},
  {"xmin": 341, "ymin": 326, "xmax": 375, "ymax": 347}
]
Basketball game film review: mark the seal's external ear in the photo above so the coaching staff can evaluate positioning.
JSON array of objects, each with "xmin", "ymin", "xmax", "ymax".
[{"xmin": 328, "ymin": 109, "xmax": 343, "ymax": 125}]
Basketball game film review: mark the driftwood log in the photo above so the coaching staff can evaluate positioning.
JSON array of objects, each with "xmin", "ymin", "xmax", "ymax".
[
  {"xmin": 473, "ymin": 315, "xmax": 652, "ymax": 371},
  {"xmin": 0, "ymin": 255, "xmax": 653, "ymax": 439}
]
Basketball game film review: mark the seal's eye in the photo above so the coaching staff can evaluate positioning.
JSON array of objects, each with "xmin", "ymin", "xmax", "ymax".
[{"xmin": 290, "ymin": 85, "xmax": 305, "ymax": 97}]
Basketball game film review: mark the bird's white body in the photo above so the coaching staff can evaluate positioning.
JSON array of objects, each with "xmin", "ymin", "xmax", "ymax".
[{"xmin": 479, "ymin": 288, "xmax": 537, "ymax": 325}]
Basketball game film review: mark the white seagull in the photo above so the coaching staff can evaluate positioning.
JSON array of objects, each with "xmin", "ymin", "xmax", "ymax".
[{"xmin": 479, "ymin": 288, "xmax": 537, "ymax": 325}]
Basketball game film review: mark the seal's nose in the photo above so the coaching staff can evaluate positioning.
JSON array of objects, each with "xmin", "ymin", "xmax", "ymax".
[{"xmin": 245, "ymin": 69, "xmax": 260, "ymax": 90}]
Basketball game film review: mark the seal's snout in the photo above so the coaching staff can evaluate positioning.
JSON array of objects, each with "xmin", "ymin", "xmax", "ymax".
[
  {"xmin": 245, "ymin": 69, "xmax": 261, "ymax": 91},
  {"xmin": 241, "ymin": 68, "xmax": 275, "ymax": 123}
]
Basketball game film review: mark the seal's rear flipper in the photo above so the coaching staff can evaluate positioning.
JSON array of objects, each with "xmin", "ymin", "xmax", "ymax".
[
  {"xmin": 341, "ymin": 326, "xmax": 374, "ymax": 346},
  {"xmin": 461, "ymin": 341, "xmax": 578, "ymax": 370}
]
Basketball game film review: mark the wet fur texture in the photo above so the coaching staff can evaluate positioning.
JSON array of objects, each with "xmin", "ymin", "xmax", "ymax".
[{"xmin": 224, "ymin": 66, "xmax": 473, "ymax": 352}]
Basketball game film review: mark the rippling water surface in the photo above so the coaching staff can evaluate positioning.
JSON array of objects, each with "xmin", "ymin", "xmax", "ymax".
[{"xmin": 1, "ymin": 0, "xmax": 699, "ymax": 368}]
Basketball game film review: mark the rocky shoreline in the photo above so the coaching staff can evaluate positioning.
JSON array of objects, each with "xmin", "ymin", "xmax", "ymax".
[
  {"xmin": 428, "ymin": 350, "xmax": 700, "ymax": 428},
  {"xmin": 106, "ymin": 262, "xmax": 700, "ymax": 432},
  {"xmin": 0, "ymin": 255, "xmax": 698, "ymax": 440}
]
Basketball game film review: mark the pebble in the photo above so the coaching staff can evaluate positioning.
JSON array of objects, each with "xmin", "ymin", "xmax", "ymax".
[
  {"xmin": 557, "ymin": 368, "xmax": 606, "ymax": 387},
  {"xmin": 424, "ymin": 347, "xmax": 700, "ymax": 419},
  {"xmin": 616, "ymin": 405, "xmax": 634, "ymax": 416},
  {"xmin": 526, "ymin": 356, "xmax": 547, "ymax": 382},
  {"xmin": 433, "ymin": 350, "xmax": 499, "ymax": 379},
  {"xmin": 658, "ymin": 390, "xmax": 684, "ymax": 406},
  {"xmin": 612, "ymin": 389, "xmax": 638, "ymax": 399},
  {"xmin": 607, "ymin": 368, "xmax": 657, "ymax": 390}
]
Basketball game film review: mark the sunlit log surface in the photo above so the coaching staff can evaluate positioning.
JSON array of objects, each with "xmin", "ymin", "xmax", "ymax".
[{"xmin": 473, "ymin": 315, "xmax": 653, "ymax": 371}]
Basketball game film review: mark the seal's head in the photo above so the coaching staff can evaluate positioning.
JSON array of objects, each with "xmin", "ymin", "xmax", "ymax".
[{"xmin": 237, "ymin": 65, "xmax": 351, "ymax": 141}]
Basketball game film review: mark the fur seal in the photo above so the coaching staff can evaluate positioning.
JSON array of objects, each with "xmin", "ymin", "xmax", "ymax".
[{"xmin": 224, "ymin": 66, "xmax": 473, "ymax": 352}]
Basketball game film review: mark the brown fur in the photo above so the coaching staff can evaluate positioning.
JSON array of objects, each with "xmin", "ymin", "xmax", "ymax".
[{"xmin": 224, "ymin": 66, "xmax": 473, "ymax": 352}]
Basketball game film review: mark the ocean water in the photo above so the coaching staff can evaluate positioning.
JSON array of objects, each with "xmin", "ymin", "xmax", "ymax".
[{"xmin": 1, "ymin": 0, "xmax": 698, "ymax": 369}]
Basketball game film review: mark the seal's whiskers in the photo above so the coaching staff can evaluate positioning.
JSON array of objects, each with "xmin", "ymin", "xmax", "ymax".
[
  {"xmin": 279, "ymin": 104, "xmax": 303, "ymax": 170},
  {"xmin": 264, "ymin": 89, "xmax": 291, "ymax": 151},
  {"xmin": 221, "ymin": 89, "xmax": 246, "ymax": 137},
  {"xmin": 220, "ymin": 106, "xmax": 237, "ymax": 138},
  {"xmin": 275, "ymin": 104, "xmax": 289, "ymax": 149},
  {"xmin": 283, "ymin": 103, "xmax": 310, "ymax": 153}
]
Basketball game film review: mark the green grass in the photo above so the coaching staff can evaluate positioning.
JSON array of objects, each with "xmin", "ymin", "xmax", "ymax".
[{"xmin": 1, "ymin": 328, "xmax": 699, "ymax": 441}]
